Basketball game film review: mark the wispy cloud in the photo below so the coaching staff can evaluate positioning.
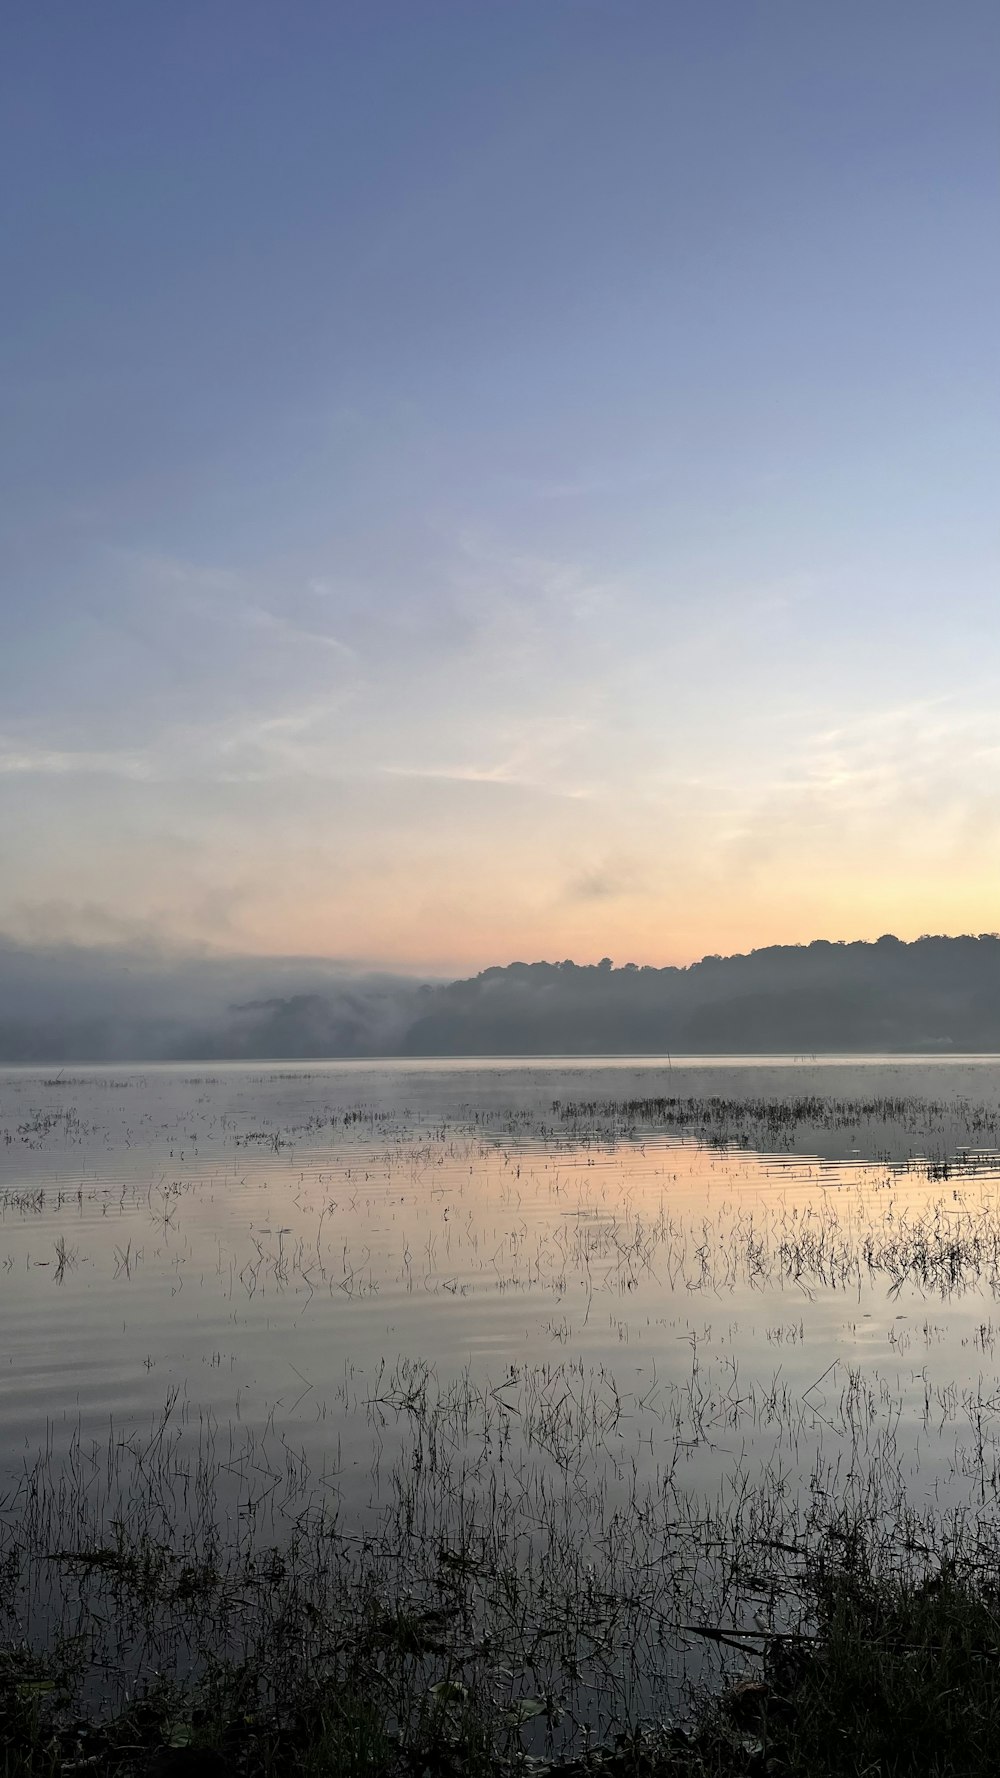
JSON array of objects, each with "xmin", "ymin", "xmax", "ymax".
[
  {"xmin": 380, "ymin": 762, "xmax": 524, "ymax": 785},
  {"xmin": 107, "ymin": 548, "xmax": 357, "ymax": 660},
  {"xmin": 0, "ymin": 742, "xmax": 151, "ymax": 780},
  {"xmin": 378, "ymin": 762, "xmax": 592, "ymax": 799},
  {"xmin": 379, "ymin": 713, "xmax": 596, "ymax": 800},
  {"xmin": 452, "ymin": 530, "xmax": 620, "ymax": 631},
  {"xmin": 564, "ymin": 869, "xmax": 626, "ymax": 901},
  {"xmin": 723, "ymin": 697, "xmax": 1000, "ymax": 873},
  {"xmin": 106, "ymin": 547, "xmax": 243, "ymax": 596},
  {"xmin": 237, "ymin": 603, "xmax": 357, "ymax": 658}
]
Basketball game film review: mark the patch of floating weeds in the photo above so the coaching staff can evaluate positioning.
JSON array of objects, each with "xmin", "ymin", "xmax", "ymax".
[
  {"xmin": 15, "ymin": 1108, "xmax": 87, "ymax": 1146},
  {"xmin": 552, "ymin": 1093, "xmax": 1000, "ymax": 1169}
]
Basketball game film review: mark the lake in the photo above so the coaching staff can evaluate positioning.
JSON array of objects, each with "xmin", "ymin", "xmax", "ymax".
[{"xmin": 4, "ymin": 1056, "xmax": 1000, "ymax": 1734}]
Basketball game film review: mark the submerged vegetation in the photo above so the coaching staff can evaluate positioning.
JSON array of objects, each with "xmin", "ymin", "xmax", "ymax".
[{"xmin": 6, "ymin": 1403, "xmax": 1000, "ymax": 1775}]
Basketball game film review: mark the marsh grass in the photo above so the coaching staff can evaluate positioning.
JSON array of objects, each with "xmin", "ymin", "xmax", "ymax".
[
  {"xmin": 553, "ymin": 1092, "xmax": 1000, "ymax": 1178},
  {"xmin": 4, "ymin": 1374, "xmax": 1000, "ymax": 1777},
  {"xmin": 9, "ymin": 1506, "xmax": 1000, "ymax": 1775}
]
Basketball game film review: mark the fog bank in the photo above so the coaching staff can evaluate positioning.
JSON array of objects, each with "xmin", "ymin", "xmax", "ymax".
[{"xmin": 0, "ymin": 942, "xmax": 428, "ymax": 1062}]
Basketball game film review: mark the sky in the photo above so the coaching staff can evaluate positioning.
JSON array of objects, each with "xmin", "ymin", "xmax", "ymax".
[{"xmin": 2, "ymin": 1, "xmax": 999, "ymax": 976}]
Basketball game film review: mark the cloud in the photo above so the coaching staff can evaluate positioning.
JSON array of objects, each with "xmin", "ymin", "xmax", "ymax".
[
  {"xmin": 563, "ymin": 854, "xmax": 646, "ymax": 902},
  {"xmin": 451, "ymin": 530, "xmax": 620, "ymax": 633},
  {"xmin": 0, "ymin": 936, "xmax": 431, "ymax": 1062},
  {"xmin": 566, "ymin": 870, "xmax": 621, "ymax": 901},
  {"xmin": 380, "ymin": 762, "xmax": 529, "ymax": 786},
  {"xmin": 240, "ymin": 604, "xmax": 356, "ymax": 658},
  {"xmin": 378, "ymin": 713, "xmax": 596, "ymax": 800},
  {"xmin": 106, "ymin": 550, "xmax": 242, "ymax": 595},
  {"xmin": 722, "ymin": 697, "xmax": 1000, "ymax": 876},
  {"xmin": 2, "ymin": 903, "xmax": 188, "ymax": 954},
  {"xmin": 0, "ymin": 741, "xmax": 151, "ymax": 779}
]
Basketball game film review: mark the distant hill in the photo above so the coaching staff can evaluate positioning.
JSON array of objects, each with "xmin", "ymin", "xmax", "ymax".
[
  {"xmin": 399, "ymin": 936, "xmax": 1000, "ymax": 1056},
  {"xmin": 2, "ymin": 934, "xmax": 1000, "ymax": 1060}
]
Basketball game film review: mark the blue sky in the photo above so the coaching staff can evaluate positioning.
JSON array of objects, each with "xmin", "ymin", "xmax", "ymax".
[{"xmin": 3, "ymin": 2, "xmax": 998, "ymax": 970}]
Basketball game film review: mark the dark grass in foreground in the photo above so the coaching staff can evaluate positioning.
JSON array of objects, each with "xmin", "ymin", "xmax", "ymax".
[{"xmin": 7, "ymin": 1534, "xmax": 1000, "ymax": 1777}]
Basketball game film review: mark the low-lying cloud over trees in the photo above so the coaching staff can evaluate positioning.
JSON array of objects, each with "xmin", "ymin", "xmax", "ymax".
[
  {"xmin": 0, "ymin": 943, "xmax": 424, "ymax": 1063},
  {"xmin": 1, "ymin": 934, "xmax": 999, "ymax": 1061}
]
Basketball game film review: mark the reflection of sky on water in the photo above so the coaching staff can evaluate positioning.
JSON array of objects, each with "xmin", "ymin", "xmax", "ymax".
[{"xmin": 3, "ymin": 1058, "xmax": 1000, "ymax": 1543}]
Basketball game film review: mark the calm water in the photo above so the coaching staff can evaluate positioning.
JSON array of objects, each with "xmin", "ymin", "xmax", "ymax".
[
  {"xmin": 7, "ymin": 1056, "xmax": 1000, "ymax": 1728},
  {"xmin": 3, "ymin": 1055, "xmax": 1000, "ymax": 1519}
]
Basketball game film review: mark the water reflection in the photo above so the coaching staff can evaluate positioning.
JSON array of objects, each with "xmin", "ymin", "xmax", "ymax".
[{"xmin": 4, "ymin": 1059, "xmax": 1000, "ymax": 1729}]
